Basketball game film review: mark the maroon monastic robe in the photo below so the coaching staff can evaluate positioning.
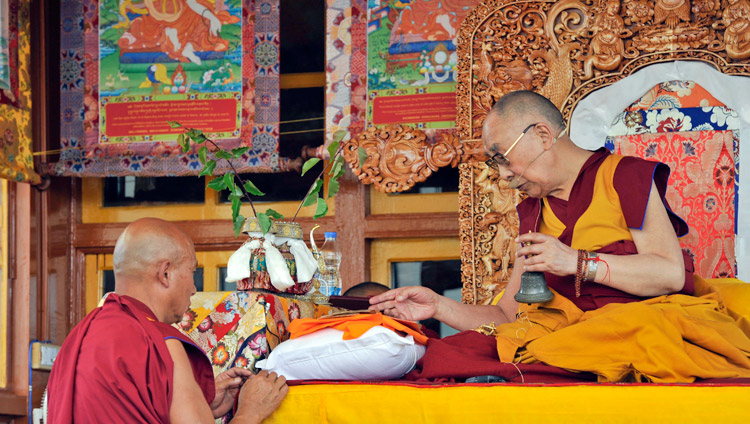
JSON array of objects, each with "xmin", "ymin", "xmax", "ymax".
[
  {"xmin": 47, "ymin": 294, "xmax": 214, "ymax": 423},
  {"xmin": 517, "ymin": 148, "xmax": 694, "ymax": 311}
]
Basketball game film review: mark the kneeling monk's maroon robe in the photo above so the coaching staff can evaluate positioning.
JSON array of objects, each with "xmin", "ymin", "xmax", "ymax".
[{"xmin": 47, "ymin": 294, "xmax": 214, "ymax": 423}]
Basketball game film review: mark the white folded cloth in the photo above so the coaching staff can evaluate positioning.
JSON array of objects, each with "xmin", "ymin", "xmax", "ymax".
[
  {"xmin": 288, "ymin": 239, "xmax": 319, "ymax": 282},
  {"xmin": 225, "ymin": 239, "xmax": 260, "ymax": 283},
  {"xmin": 262, "ymin": 234, "xmax": 295, "ymax": 290}
]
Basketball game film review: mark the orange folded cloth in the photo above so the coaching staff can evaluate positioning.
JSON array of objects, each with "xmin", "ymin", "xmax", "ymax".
[{"xmin": 289, "ymin": 313, "xmax": 429, "ymax": 345}]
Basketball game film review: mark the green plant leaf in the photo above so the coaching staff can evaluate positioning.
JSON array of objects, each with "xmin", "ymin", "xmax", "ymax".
[
  {"xmin": 207, "ymin": 177, "xmax": 227, "ymax": 191},
  {"xmin": 327, "ymin": 141, "xmax": 340, "ymax": 160},
  {"xmin": 301, "ymin": 158, "xmax": 321, "ymax": 176},
  {"xmin": 231, "ymin": 147, "xmax": 250, "ymax": 158},
  {"xmin": 265, "ymin": 208, "xmax": 284, "ymax": 220},
  {"xmin": 331, "ymin": 155, "xmax": 346, "ymax": 179},
  {"xmin": 198, "ymin": 146, "xmax": 208, "ymax": 165},
  {"xmin": 243, "ymin": 180, "xmax": 265, "ymax": 196},
  {"xmin": 215, "ymin": 150, "xmax": 232, "ymax": 160},
  {"xmin": 187, "ymin": 130, "xmax": 207, "ymax": 144},
  {"xmin": 177, "ymin": 132, "xmax": 190, "ymax": 153},
  {"xmin": 257, "ymin": 212, "xmax": 272, "ymax": 235},
  {"xmin": 332, "ymin": 130, "xmax": 347, "ymax": 143},
  {"xmin": 314, "ymin": 197, "xmax": 328, "ymax": 219},
  {"xmin": 198, "ymin": 159, "xmax": 216, "ymax": 177},
  {"xmin": 357, "ymin": 147, "xmax": 368, "ymax": 170},
  {"xmin": 327, "ymin": 178, "xmax": 340, "ymax": 199},
  {"xmin": 223, "ymin": 173, "xmax": 235, "ymax": 191},
  {"xmin": 231, "ymin": 183, "xmax": 243, "ymax": 198},
  {"xmin": 231, "ymin": 196, "xmax": 241, "ymax": 218},
  {"xmin": 302, "ymin": 179, "xmax": 323, "ymax": 207},
  {"xmin": 167, "ymin": 121, "xmax": 182, "ymax": 129},
  {"xmin": 233, "ymin": 214, "xmax": 245, "ymax": 237}
]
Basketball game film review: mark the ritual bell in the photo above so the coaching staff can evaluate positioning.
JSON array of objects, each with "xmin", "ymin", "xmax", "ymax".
[{"xmin": 514, "ymin": 271, "xmax": 554, "ymax": 304}]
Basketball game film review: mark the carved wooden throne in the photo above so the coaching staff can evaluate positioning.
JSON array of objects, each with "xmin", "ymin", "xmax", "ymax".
[{"xmin": 344, "ymin": 0, "xmax": 750, "ymax": 306}]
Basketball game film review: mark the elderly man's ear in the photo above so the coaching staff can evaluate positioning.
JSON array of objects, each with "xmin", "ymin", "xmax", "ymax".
[
  {"xmin": 157, "ymin": 261, "xmax": 171, "ymax": 288},
  {"xmin": 534, "ymin": 124, "xmax": 556, "ymax": 150}
]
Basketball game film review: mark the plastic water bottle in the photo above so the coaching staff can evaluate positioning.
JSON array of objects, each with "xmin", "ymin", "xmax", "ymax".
[{"xmin": 318, "ymin": 232, "xmax": 342, "ymax": 296}]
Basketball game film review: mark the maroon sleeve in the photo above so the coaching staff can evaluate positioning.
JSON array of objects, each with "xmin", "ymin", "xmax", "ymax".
[
  {"xmin": 158, "ymin": 322, "xmax": 216, "ymax": 405},
  {"xmin": 516, "ymin": 197, "xmax": 541, "ymax": 234},
  {"xmin": 613, "ymin": 156, "xmax": 689, "ymax": 237},
  {"xmin": 613, "ymin": 156, "xmax": 694, "ymax": 295}
]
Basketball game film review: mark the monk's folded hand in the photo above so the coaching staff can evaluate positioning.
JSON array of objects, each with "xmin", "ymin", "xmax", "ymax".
[
  {"xmin": 516, "ymin": 232, "xmax": 577, "ymax": 276},
  {"xmin": 368, "ymin": 286, "xmax": 440, "ymax": 321},
  {"xmin": 211, "ymin": 367, "xmax": 254, "ymax": 418},
  {"xmin": 233, "ymin": 370, "xmax": 288, "ymax": 424}
]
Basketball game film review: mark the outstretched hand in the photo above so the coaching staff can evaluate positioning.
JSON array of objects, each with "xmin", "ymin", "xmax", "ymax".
[
  {"xmin": 516, "ymin": 232, "xmax": 577, "ymax": 276},
  {"xmin": 234, "ymin": 370, "xmax": 288, "ymax": 424},
  {"xmin": 211, "ymin": 367, "xmax": 253, "ymax": 418},
  {"xmin": 368, "ymin": 286, "xmax": 440, "ymax": 321}
]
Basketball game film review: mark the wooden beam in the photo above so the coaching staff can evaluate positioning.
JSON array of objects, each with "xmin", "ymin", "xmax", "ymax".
[
  {"xmin": 364, "ymin": 212, "xmax": 459, "ymax": 239},
  {"xmin": 73, "ymin": 217, "xmax": 336, "ymax": 252},
  {"xmin": 279, "ymin": 72, "xmax": 326, "ymax": 89},
  {"xmin": 0, "ymin": 393, "xmax": 26, "ymax": 416}
]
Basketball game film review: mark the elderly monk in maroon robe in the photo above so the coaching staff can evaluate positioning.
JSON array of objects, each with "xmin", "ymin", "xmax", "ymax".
[
  {"xmin": 370, "ymin": 91, "xmax": 750, "ymax": 383},
  {"xmin": 47, "ymin": 218, "xmax": 287, "ymax": 423}
]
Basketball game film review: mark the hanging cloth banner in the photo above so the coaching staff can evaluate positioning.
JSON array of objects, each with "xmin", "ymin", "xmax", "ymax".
[
  {"xmin": 52, "ymin": 0, "xmax": 281, "ymax": 177},
  {"xmin": 0, "ymin": 0, "xmax": 41, "ymax": 184}
]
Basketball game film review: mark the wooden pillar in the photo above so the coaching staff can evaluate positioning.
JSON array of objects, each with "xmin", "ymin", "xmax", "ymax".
[{"xmin": 334, "ymin": 169, "xmax": 368, "ymax": 291}]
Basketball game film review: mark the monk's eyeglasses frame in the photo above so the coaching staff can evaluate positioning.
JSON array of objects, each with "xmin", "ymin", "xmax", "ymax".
[{"xmin": 485, "ymin": 123, "xmax": 538, "ymax": 171}]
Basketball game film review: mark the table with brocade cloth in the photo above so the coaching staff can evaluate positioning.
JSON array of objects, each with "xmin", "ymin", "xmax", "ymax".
[{"xmin": 174, "ymin": 290, "xmax": 332, "ymax": 376}]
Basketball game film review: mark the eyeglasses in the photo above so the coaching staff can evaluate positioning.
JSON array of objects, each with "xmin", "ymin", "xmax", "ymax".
[{"xmin": 485, "ymin": 123, "xmax": 538, "ymax": 171}]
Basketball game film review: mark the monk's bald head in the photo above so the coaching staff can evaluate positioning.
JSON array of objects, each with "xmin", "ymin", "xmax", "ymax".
[
  {"xmin": 113, "ymin": 218, "xmax": 194, "ymax": 282},
  {"xmin": 484, "ymin": 91, "xmax": 565, "ymax": 141}
]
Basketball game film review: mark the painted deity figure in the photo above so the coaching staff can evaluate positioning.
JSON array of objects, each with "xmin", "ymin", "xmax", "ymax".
[
  {"xmin": 584, "ymin": 0, "xmax": 625, "ymax": 78},
  {"xmin": 118, "ymin": 0, "xmax": 240, "ymax": 65},
  {"xmin": 723, "ymin": 0, "xmax": 750, "ymax": 59}
]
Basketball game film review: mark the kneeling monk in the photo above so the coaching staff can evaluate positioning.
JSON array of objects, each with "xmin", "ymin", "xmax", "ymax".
[
  {"xmin": 370, "ymin": 90, "xmax": 750, "ymax": 382},
  {"xmin": 48, "ymin": 218, "xmax": 287, "ymax": 423}
]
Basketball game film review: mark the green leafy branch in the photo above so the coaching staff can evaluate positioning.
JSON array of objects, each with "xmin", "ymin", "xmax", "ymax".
[
  {"xmin": 168, "ymin": 121, "xmax": 281, "ymax": 236},
  {"xmin": 293, "ymin": 137, "xmax": 368, "ymax": 221},
  {"xmin": 167, "ymin": 121, "xmax": 367, "ymax": 236}
]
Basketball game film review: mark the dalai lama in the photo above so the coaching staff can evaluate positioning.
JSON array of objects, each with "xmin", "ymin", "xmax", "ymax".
[{"xmin": 370, "ymin": 90, "xmax": 750, "ymax": 382}]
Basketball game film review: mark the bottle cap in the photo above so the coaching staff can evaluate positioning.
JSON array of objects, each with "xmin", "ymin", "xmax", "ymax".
[{"xmin": 324, "ymin": 231, "xmax": 337, "ymax": 238}]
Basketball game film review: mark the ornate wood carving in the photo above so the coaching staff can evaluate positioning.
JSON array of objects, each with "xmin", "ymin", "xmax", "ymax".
[
  {"xmin": 456, "ymin": 0, "xmax": 750, "ymax": 141},
  {"xmin": 342, "ymin": 124, "xmax": 485, "ymax": 193},
  {"xmin": 460, "ymin": 162, "xmax": 526, "ymax": 305},
  {"xmin": 456, "ymin": 0, "xmax": 750, "ymax": 304}
]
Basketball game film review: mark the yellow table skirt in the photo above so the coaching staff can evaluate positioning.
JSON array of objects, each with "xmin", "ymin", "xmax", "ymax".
[{"xmin": 265, "ymin": 383, "xmax": 750, "ymax": 423}]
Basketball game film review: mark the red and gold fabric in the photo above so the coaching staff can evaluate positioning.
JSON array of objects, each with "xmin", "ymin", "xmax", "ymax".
[
  {"xmin": 0, "ymin": 0, "xmax": 40, "ymax": 184},
  {"xmin": 177, "ymin": 291, "xmax": 331, "ymax": 376},
  {"xmin": 607, "ymin": 80, "xmax": 740, "ymax": 278}
]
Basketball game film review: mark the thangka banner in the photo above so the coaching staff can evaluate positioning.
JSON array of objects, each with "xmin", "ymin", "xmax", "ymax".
[
  {"xmin": 53, "ymin": 0, "xmax": 282, "ymax": 177},
  {"xmin": 98, "ymin": 0, "xmax": 243, "ymax": 144},
  {"xmin": 0, "ymin": 0, "xmax": 40, "ymax": 184},
  {"xmin": 365, "ymin": 0, "xmax": 474, "ymax": 131}
]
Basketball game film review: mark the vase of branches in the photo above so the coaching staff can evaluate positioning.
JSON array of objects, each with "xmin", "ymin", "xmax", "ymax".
[{"xmin": 168, "ymin": 121, "xmax": 367, "ymax": 297}]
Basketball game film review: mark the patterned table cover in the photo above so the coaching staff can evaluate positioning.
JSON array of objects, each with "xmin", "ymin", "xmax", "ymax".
[{"xmin": 175, "ymin": 290, "xmax": 331, "ymax": 376}]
